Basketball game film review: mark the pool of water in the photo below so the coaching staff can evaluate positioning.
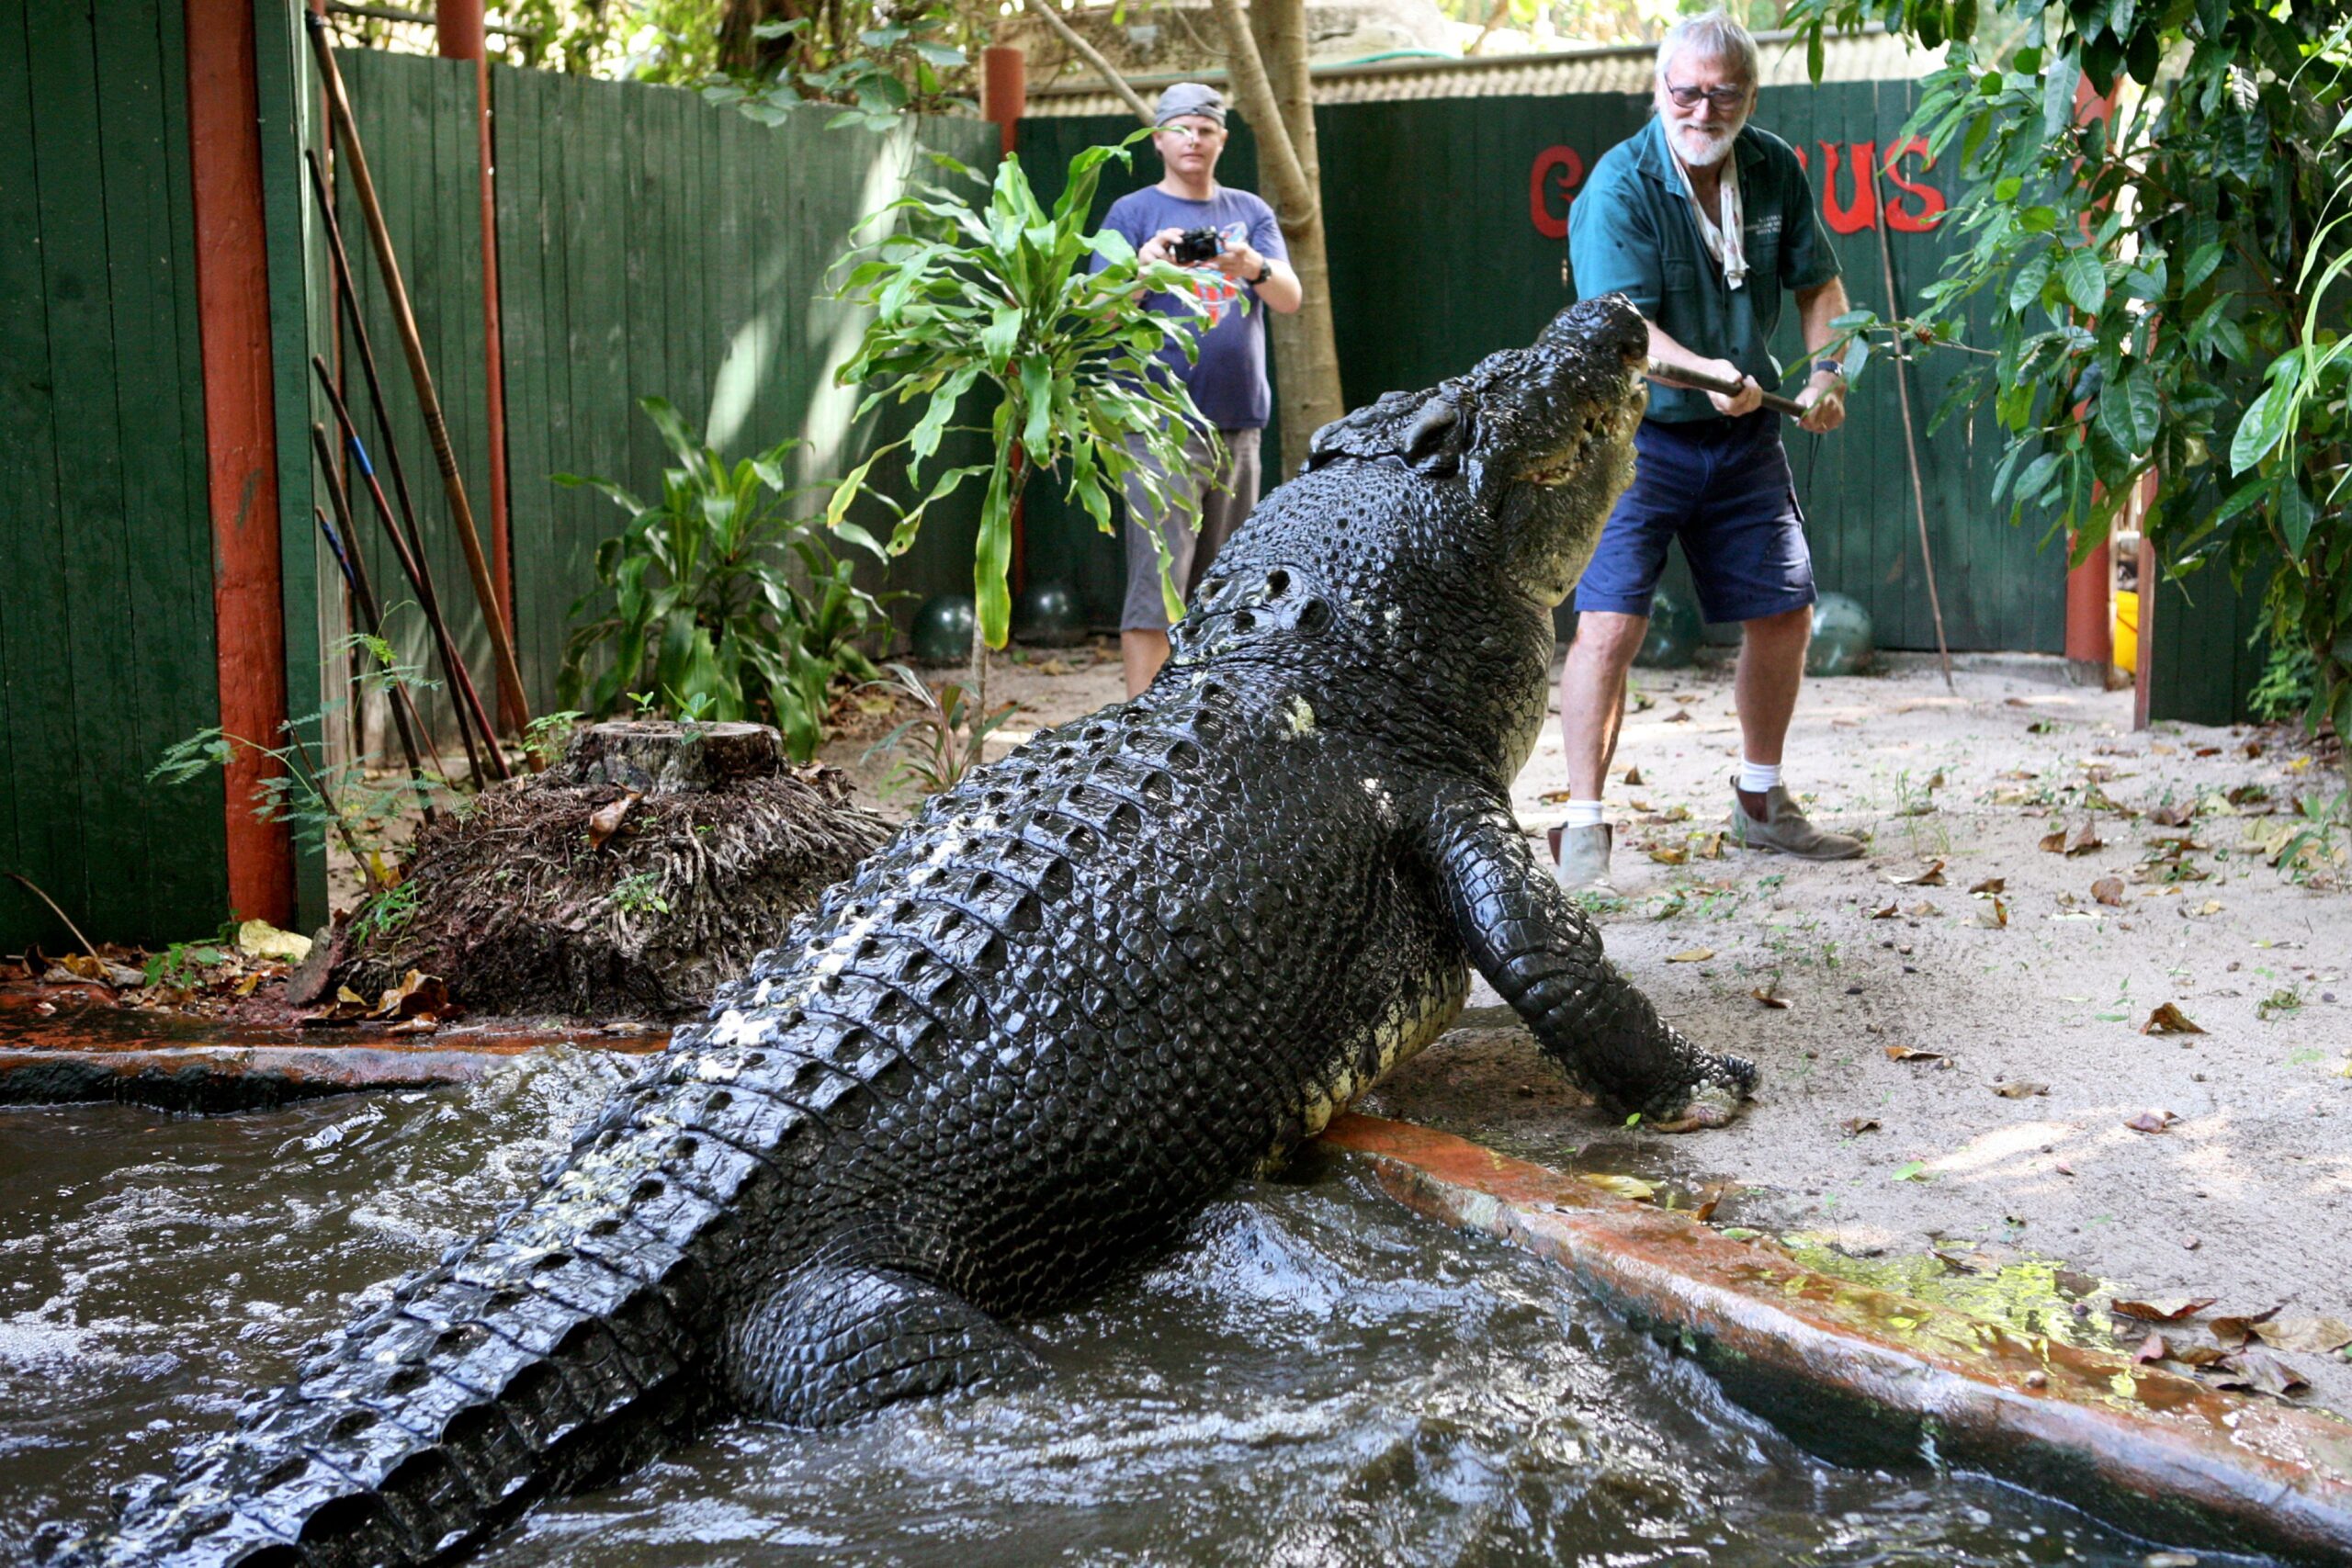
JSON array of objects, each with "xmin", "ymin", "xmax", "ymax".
[{"xmin": 1, "ymin": 1055, "xmax": 2254, "ymax": 1565}]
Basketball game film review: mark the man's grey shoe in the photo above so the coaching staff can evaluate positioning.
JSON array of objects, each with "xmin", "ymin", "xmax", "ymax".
[
  {"xmin": 1728, "ymin": 783, "xmax": 1864, "ymax": 860},
  {"xmin": 1551, "ymin": 821, "xmax": 1618, "ymax": 895}
]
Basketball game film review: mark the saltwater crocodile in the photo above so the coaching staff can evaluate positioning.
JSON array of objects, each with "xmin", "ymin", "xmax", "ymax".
[{"xmin": 80, "ymin": 292, "xmax": 1753, "ymax": 1567}]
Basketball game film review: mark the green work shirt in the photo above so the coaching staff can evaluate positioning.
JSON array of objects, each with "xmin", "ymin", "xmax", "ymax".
[{"xmin": 1568, "ymin": 118, "xmax": 1838, "ymax": 423}]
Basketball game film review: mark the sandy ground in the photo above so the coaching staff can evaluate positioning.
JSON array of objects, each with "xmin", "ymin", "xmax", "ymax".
[{"xmin": 854, "ymin": 638, "xmax": 2352, "ymax": 1419}]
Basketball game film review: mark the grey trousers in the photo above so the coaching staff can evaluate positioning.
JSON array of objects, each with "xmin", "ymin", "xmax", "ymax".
[{"xmin": 1120, "ymin": 426, "xmax": 1262, "ymax": 632}]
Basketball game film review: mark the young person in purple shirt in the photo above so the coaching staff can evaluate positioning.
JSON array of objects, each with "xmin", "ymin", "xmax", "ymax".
[{"xmin": 1094, "ymin": 82, "xmax": 1303, "ymax": 698}]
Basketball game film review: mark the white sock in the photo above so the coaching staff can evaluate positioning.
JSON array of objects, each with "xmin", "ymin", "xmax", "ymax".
[
  {"xmin": 1563, "ymin": 798, "xmax": 1606, "ymax": 829},
  {"xmin": 1736, "ymin": 759, "xmax": 1781, "ymax": 795}
]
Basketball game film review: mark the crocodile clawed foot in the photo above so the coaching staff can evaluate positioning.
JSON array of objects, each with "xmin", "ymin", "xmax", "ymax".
[{"xmin": 1645, "ymin": 1053, "xmax": 1757, "ymax": 1134}]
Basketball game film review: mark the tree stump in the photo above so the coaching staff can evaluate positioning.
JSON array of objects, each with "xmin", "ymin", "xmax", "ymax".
[{"xmin": 329, "ymin": 721, "xmax": 891, "ymax": 1021}]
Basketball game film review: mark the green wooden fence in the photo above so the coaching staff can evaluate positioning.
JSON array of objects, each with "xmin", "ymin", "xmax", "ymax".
[
  {"xmin": 329, "ymin": 53, "xmax": 998, "ymax": 739},
  {"xmin": 1014, "ymin": 83, "xmax": 2067, "ymax": 655},
  {"xmin": 0, "ymin": 0, "xmax": 226, "ymax": 954}
]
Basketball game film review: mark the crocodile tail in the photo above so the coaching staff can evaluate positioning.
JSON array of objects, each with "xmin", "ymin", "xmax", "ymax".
[{"xmin": 89, "ymin": 1089, "xmax": 782, "ymax": 1568}]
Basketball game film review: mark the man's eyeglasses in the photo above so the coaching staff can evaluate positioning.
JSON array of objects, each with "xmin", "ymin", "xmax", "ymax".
[{"xmin": 1664, "ymin": 82, "xmax": 1748, "ymax": 110}]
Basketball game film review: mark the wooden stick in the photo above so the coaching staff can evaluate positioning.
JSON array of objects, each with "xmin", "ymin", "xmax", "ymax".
[
  {"xmin": 1868, "ymin": 160, "xmax": 1955, "ymax": 693},
  {"xmin": 312, "ymin": 369, "xmax": 505, "ymax": 781},
  {"xmin": 5, "ymin": 872, "xmax": 100, "ymax": 961},
  {"xmin": 1645, "ymin": 357, "xmax": 1809, "ymax": 419},
  {"xmin": 310, "ymin": 438, "xmax": 442, "ymax": 821},
  {"xmin": 303, "ymin": 13, "xmax": 531, "ymax": 737}
]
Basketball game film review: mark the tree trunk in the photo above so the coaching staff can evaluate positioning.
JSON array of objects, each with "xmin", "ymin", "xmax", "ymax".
[{"xmin": 1215, "ymin": 0, "xmax": 1344, "ymax": 479}]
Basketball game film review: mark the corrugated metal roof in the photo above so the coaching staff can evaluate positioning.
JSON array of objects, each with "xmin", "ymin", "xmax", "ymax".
[{"xmin": 1023, "ymin": 26, "xmax": 1939, "ymax": 116}]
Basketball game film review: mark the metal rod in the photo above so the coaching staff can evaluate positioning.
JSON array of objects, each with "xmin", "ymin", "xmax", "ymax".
[
  {"xmin": 310, "ymin": 434, "xmax": 439, "ymax": 824},
  {"xmin": 1868, "ymin": 160, "xmax": 1955, "ymax": 693},
  {"xmin": 311, "ymin": 364, "xmax": 503, "ymax": 783},
  {"xmin": 1644, "ymin": 357, "xmax": 1808, "ymax": 419},
  {"xmin": 303, "ymin": 12, "xmax": 533, "ymax": 739},
  {"xmin": 323, "ymin": 2, "xmax": 542, "ymax": 43}
]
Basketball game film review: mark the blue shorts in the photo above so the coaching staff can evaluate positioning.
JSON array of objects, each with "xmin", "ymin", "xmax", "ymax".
[{"xmin": 1573, "ymin": 412, "xmax": 1816, "ymax": 624}]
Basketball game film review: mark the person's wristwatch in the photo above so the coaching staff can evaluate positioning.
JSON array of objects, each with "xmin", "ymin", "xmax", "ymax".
[
  {"xmin": 1247, "ymin": 259, "xmax": 1272, "ymax": 286},
  {"xmin": 1811, "ymin": 357, "xmax": 1847, "ymax": 387}
]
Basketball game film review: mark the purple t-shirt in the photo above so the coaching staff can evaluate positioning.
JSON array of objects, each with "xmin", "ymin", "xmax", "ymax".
[{"xmin": 1093, "ymin": 186, "xmax": 1287, "ymax": 431}]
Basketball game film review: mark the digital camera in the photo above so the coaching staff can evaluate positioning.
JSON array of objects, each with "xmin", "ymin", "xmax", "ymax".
[{"xmin": 1171, "ymin": 227, "xmax": 1225, "ymax": 265}]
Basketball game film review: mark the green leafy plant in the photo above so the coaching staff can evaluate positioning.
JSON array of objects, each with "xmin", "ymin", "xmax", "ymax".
[
  {"xmin": 150, "ymin": 716, "xmax": 442, "ymax": 899},
  {"xmin": 611, "ymin": 870, "xmax": 672, "ymax": 916},
  {"xmin": 557, "ymin": 396, "xmax": 898, "ymax": 761},
  {"xmin": 859, "ymin": 662, "xmax": 1019, "ymax": 799},
  {"xmin": 350, "ymin": 877, "xmax": 423, "ymax": 945},
  {"xmin": 144, "ymin": 932, "xmax": 233, "ymax": 991},
  {"xmin": 520, "ymin": 709, "xmax": 586, "ymax": 770},
  {"xmin": 705, "ymin": 5, "xmax": 973, "ymax": 130},
  {"xmin": 1786, "ymin": 0, "xmax": 2351, "ymax": 761},
  {"xmin": 827, "ymin": 136, "xmax": 1221, "ymax": 652}
]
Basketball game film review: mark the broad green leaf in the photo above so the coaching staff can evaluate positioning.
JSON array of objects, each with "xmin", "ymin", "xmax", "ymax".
[
  {"xmin": 980, "ymin": 304, "xmax": 1023, "ymax": 370},
  {"xmin": 2277, "ymin": 476, "xmax": 2315, "ymax": 556},
  {"xmin": 2229, "ymin": 378, "xmax": 2291, "ymax": 472},
  {"xmin": 2183, "ymin": 241, "xmax": 2224, "ymax": 291},
  {"xmin": 2059, "ymin": 249, "xmax": 2108, "ymax": 316},
  {"xmin": 2007, "ymin": 250, "xmax": 2052, "ymax": 312}
]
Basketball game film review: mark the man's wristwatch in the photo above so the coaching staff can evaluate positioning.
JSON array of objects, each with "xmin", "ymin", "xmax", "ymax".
[
  {"xmin": 1248, "ymin": 259, "xmax": 1272, "ymax": 286},
  {"xmin": 1811, "ymin": 358, "xmax": 1846, "ymax": 385}
]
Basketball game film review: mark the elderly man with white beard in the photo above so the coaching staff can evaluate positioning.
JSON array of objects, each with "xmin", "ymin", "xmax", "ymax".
[{"xmin": 1551, "ymin": 10, "xmax": 1860, "ymax": 896}]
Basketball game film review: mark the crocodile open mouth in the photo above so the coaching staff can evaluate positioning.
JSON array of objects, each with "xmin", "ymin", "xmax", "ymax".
[{"xmin": 1513, "ymin": 373, "xmax": 1642, "ymax": 487}]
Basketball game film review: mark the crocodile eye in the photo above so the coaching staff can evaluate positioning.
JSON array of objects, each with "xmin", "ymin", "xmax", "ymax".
[{"xmin": 1296, "ymin": 598, "xmax": 1332, "ymax": 635}]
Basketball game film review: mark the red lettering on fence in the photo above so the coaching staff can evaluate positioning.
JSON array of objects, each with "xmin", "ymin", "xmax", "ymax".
[
  {"xmin": 1879, "ymin": 137, "xmax": 1946, "ymax": 231},
  {"xmin": 1529, "ymin": 145, "xmax": 1585, "ymax": 240},
  {"xmin": 1817, "ymin": 141, "xmax": 1876, "ymax": 233}
]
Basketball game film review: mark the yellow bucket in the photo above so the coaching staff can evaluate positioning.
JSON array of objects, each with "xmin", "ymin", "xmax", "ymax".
[{"xmin": 2113, "ymin": 589, "xmax": 2139, "ymax": 675}]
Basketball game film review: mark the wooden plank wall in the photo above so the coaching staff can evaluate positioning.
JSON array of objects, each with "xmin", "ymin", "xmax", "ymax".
[
  {"xmin": 0, "ymin": 0, "xmax": 226, "ymax": 954},
  {"xmin": 1015, "ymin": 82, "xmax": 2069, "ymax": 657},
  {"xmin": 492, "ymin": 70, "xmax": 1001, "ymax": 714}
]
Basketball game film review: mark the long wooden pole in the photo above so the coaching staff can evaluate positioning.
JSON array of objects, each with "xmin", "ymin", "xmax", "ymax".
[
  {"xmin": 303, "ymin": 11, "xmax": 531, "ymax": 738},
  {"xmin": 1868, "ymin": 159, "xmax": 1955, "ymax": 693}
]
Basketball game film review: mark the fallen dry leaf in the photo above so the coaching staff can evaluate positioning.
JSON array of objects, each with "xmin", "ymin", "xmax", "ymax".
[
  {"xmin": 2091, "ymin": 876, "xmax": 2126, "ymax": 907},
  {"xmin": 1690, "ymin": 1179, "xmax": 1739, "ymax": 1223},
  {"xmin": 2148, "ymin": 801, "xmax": 2195, "ymax": 828},
  {"xmin": 2111, "ymin": 1296, "xmax": 2217, "ymax": 1324},
  {"xmin": 1581, "ymin": 1173, "xmax": 1657, "ymax": 1202},
  {"xmin": 2255, "ymin": 1315, "xmax": 2352, "ymax": 1355},
  {"xmin": 2124, "ymin": 1109, "xmax": 2182, "ymax": 1134},
  {"xmin": 1992, "ymin": 1079, "xmax": 2049, "ymax": 1099},
  {"xmin": 1968, "ymin": 877, "xmax": 2007, "ymax": 895},
  {"xmin": 1977, "ymin": 897, "xmax": 2008, "ymax": 929},
  {"xmin": 2171, "ymin": 1344, "xmax": 2230, "ymax": 1367},
  {"xmin": 1887, "ymin": 860, "xmax": 1947, "ymax": 886},
  {"xmin": 386, "ymin": 1013, "xmax": 439, "ymax": 1036},
  {"xmin": 2140, "ymin": 1003, "xmax": 2205, "ymax": 1036},
  {"xmin": 1869, "ymin": 902, "xmax": 1900, "ymax": 919},
  {"xmin": 1647, "ymin": 843, "xmax": 1689, "ymax": 865},
  {"xmin": 1665, "ymin": 948, "xmax": 1713, "ymax": 964},
  {"xmin": 1906, "ymin": 900, "xmax": 1939, "ymax": 917},
  {"xmin": 2132, "ymin": 1331, "xmax": 2168, "ymax": 1364},
  {"xmin": 1662, "ymin": 709, "xmax": 1692, "ymax": 724},
  {"xmin": 1749, "ymin": 986, "xmax": 1792, "ymax": 1010},
  {"xmin": 1931, "ymin": 1248, "xmax": 1998, "ymax": 1275},
  {"xmin": 1884, "ymin": 1045, "xmax": 1944, "ymax": 1062},
  {"xmin": 1537, "ymin": 789, "xmax": 1577, "ymax": 804},
  {"xmin": 1839, "ymin": 1118, "xmax": 1881, "ymax": 1136},
  {"xmin": 1689, "ymin": 830, "xmax": 1725, "ymax": 860},
  {"xmin": 587, "ymin": 792, "xmax": 641, "ymax": 851},
  {"xmin": 2215, "ymin": 1346, "xmax": 2308, "ymax": 1398},
  {"xmin": 1621, "ymin": 766, "xmax": 1644, "ymax": 786},
  {"xmin": 2194, "ymin": 898, "xmax": 2224, "ymax": 916},
  {"xmin": 2212, "ymin": 1306, "xmax": 2282, "ymax": 1348}
]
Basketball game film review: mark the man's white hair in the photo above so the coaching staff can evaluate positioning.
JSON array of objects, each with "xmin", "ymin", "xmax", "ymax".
[{"xmin": 1655, "ymin": 10, "xmax": 1759, "ymax": 85}]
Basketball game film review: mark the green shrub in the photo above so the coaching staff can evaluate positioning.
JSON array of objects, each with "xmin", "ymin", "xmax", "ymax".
[{"xmin": 557, "ymin": 397, "xmax": 899, "ymax": 761}]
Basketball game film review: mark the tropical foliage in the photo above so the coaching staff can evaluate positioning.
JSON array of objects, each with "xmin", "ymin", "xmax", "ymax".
[
  {"xmin": 557, "ymin": 396, "xmax": 896, "ymax": 761},
  {"xmin": 827, "ymin": 135, "xmax": 1219, "ymax": 649},
  {"xmin": 1785, "ymin": 0, "xmax": 2352, "ymax": 753}
]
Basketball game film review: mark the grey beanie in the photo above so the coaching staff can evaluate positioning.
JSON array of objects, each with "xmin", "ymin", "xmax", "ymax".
[{"xmin": 1154, "ymin": 82, "xmax": 1227, "ymax": 126}]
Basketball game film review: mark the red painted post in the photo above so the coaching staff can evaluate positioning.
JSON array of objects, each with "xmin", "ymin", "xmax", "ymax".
[
  {"xmin": 185, "ymin": 0, "xmax": 295, "ymax": 926},
  {"xmin": 2064, "ymin": 531, "xmax": 2112, "ymax": 677},
  {"xmin": 439, "ymin": 0, "xmax": 518, "ymax": 728}
]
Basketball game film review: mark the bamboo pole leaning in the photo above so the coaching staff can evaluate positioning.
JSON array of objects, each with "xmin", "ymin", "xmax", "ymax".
[
  {"xmin": 1867, "ymin": 158, "xmax": 1956, "ymax": 694},
  {"xmin": 303, "ymin": 12, "xmax": 532, "ymax": 737}
]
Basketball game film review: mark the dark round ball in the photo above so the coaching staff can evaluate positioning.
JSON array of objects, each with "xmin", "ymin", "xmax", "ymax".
[
  {"xmin": 1806, "ymin": 592, "xmax": 1874, "ymax": 676},
  {"xmin": 1012, "ymin": 581, "xmax": 1089, "ymax": 649},
  {"xmin": 910, "ymin": 593, "xmax": 977, "ymax": 665},
  {"xmin": 1634, "ymin": 587, "xmax": 1702, "ymax": 670}
]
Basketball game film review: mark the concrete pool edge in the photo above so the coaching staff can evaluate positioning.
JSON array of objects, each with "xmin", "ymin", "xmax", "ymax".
[{"xmin": 1321, "ymin": 1112, "xmax": 2352, "ymax": 1566}]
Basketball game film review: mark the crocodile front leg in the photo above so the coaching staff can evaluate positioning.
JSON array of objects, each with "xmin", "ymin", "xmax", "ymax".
[{"xmin": 1419, "ymin": 785, "xmax": 1754, "ymax": 1130}]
